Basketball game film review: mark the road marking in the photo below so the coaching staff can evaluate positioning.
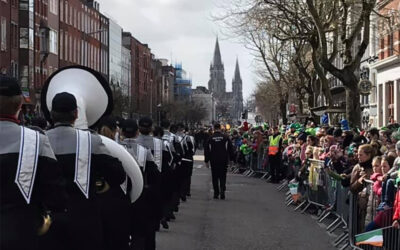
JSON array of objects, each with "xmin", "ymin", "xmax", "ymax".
[{"xmin": 194, "ymin": 155, "xmax": 204, "ymax": 161}]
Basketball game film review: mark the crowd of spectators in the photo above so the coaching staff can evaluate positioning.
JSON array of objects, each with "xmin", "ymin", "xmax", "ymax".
[{"xmin": 224, "ymin": 120, "xmax": 400, "ymax": 238}]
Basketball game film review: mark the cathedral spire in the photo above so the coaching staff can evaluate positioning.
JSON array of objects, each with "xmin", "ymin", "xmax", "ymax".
[
  {"xmin": 212, "ymin": 37, "xmax": 223, "ymax": 67},
  {"xmin": 234, "ymin": 57, "xmax": 241, "ymax": 81}
]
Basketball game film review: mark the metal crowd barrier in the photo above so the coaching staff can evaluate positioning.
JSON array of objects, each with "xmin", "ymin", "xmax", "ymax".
[
  {"xmin": 241, "ymin": 145, "xmax": 270, "ymax": 180},
  {"xmin": 278, "ymin": 158, "xmax": 399, "ymax": 250},
  {"xmin": 348, "ymin": 180, "xmax": 399, "ymax": 250},
  {"xmin": 235, "ymin": 145, "xmax": 400, "ymax": 249}
]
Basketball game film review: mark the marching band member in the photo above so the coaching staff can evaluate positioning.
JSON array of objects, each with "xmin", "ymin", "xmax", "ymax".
[
  {"xmin": 152, "ymin": 126, "xmax": 174, "ymax": 229},
  {"xmin": 176, "ymin": 123, "xmax": 195, "ymax": 201},
  {"xmin": 121, "ymin": 118, "xmax": 160, "ymax": 250},
  {"xmin": 45, "ymin": 92, "xmax": 126, "ymax": 250},
  {"xmin": 0, "ymin": 76, "xmax": 66, "ymax": 250},
  {"xmin": 97, "ymin": 116, "xmax": 131, "ymax": 250}
]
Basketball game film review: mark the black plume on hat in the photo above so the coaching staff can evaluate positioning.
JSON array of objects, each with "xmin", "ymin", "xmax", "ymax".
[
  {"xmin": 122, "ymin": 119, "xmax": 138, "ymax": 133},
  {"xmin": 0, "ymin": 76, "xmax": 22, "ymax": 96},
  {"xmin": 138, "ymin": 116, "xmax": 153, "ymax": 129},
  {"xmin": 51, "ymin": 92, "xmax": 77, "ymax": 112}
]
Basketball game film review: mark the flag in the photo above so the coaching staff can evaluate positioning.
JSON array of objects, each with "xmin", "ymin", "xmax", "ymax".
[{"xmin": 355, "ymin": 228, "xmax": 383, "ymax": 247}]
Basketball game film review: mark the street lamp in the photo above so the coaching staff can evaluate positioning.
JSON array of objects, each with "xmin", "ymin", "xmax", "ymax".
[{"xmin": 157, "ymin": 103, "xmax": 162, "ymax": 126}]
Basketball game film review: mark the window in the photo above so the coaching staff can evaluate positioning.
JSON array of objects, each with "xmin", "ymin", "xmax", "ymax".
[
  {"xmin": 11, "ymin": 22, "xmax": 18, "ymax": 48},
  {"xmin": 59, "ymin": 30, "xmax": 63, "ymax": 60},
  {"xmin": 19, "ymin": 0, "xmax": 28, "ymax": 10},
  {"xmin": 388, "ymin": 33, "xmax": 393, "ymax": 57},
  {"xmin": 388, "ymin": 81, "xmax": 394, "ymax": 119},
  {"xmin": 78, "ymin": 10, "xmax": 80, "ymax": 31},
  {"xmin": 0, "ymin": 17, "xmax": 6, "ymax": 51},
  {"xmin": 10, "ymin": 61, "xmax": 18, "ymax": 78},
  {"xmin": 49, "ymin": 29, "xmax": 58, "ymax": 54},
  {"xmin": 65, "ymin": 31, "xmax": 68, "ymax": 61},
  {"xmin": 69, "ymin": 35, "xmax": 72, "ymax": 62},
  {"xmin": 19, "ymin": 27, "xmax": 29, "ymax": 49},
  {"xmin": 65, "ymin": 2, "xmax": 68, "ymax": 24},
  {"xmin": 73, "ymin": 8, "xmax": 76, "ymax": 28},
  {"xmin": 60, "ymin": 0, "xmax": 63, "ymax": 21},
  {"xmin": 49, "ymin": 0, "xmax": 58, "ymax": 15},
  {"xmin": 69, "ymin": 5, "xmax": 72, "ymax": 25}
]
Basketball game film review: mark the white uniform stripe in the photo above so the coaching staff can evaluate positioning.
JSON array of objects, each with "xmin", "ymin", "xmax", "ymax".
[
  {"xmin": 15, "ymin": 127, "xmax": 40, "ymax": 204},
  {"xmin": 74, "ymin": 130, "xmax": 92, "ymax": 199},
  {"xmin": 153, "ymin": 139, "xmax": 162, "ymax": 172}
]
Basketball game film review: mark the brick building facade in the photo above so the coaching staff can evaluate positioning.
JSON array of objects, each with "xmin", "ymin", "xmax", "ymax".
[
  {"xmin": 122, "ymin": 32, "xmax": 152, "ymax": 117},
  {"xmin": 1, "ymin": 0, "xmax": 169, "ymax": 120},
  {"xmin": 370, "ymin": 0, "xmax": 400, "ymax": 126},
  {"xmin": 0, "ymin": 0, "xmax": 19, "ymax": 79},
  {"xmin": 59, "ymin": 0, "xmax": 108, "ymax": 79}
]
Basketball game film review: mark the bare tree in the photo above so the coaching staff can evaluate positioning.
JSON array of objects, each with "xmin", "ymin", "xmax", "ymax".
[
  {"xmin": 162, "ymin": 100, "xmax": 207, "ymax": 125},
  {"xmin": 305, "ymin": 0, "xmax": 376, "ymax": 127},
  {"xmin": 216, "ymin": 0, "xmax": 382, "ymax": 127}
]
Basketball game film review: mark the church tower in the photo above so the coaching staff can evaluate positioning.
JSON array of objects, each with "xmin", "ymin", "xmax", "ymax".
[
  {"xmin": 232, "ymin": 58, "xmax": 243, "ymax": 120},
  {"xmin": 208, "ymin": 37, "xmax": 226, "ymax": 96}
]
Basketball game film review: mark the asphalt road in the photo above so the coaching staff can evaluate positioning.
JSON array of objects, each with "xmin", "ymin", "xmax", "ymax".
[{"xmin": 157, "ymin": 154, "xmax": 336, "ymax": 250}]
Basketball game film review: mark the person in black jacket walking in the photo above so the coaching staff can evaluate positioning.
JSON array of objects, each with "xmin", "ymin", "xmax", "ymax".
[{"xmin": 204, "ymin": 123, "xmax": 234, "ymax": 200}]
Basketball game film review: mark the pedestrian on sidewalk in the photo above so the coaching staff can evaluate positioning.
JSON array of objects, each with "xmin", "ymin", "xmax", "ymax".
[{"xmin": 204, "ymin": 123, "xmax": 234, "ymax": 199}]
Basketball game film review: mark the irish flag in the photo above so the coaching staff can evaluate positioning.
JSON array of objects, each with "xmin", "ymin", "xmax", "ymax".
[{"xmin": 355, "ymin": 228, "xmax": 383, "ymax": 247}]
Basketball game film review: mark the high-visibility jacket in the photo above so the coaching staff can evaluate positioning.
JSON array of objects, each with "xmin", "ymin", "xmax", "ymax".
[{"xmin": 268, "ymin": 134, "xmax": 281, "ymax": 156}]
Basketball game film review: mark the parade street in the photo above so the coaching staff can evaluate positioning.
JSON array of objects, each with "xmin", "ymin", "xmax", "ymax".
[{"xmin": 157, "ymin": 153, "xmax": 336, "ymax": 250}]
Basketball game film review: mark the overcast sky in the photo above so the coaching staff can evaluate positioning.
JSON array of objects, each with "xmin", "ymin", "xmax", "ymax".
[{"xmin": 96, "ymin": 0, "xmax": 256, "ymax": 99}]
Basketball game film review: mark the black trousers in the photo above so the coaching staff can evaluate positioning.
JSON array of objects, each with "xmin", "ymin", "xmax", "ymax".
[
  {"xmin": 210, "ymin": 165, "xmax": 227, "ymax": 196},
  {"xmin": 97, "ymin": 189, "xmax": 131, "ymax": 250},
  {"xmin": 269, "ymin": 154, "xmax": 281, "ymax": 182},
  {"xmin": 181, "ymin": 161, "xmax": 193, "ymax": 197}
]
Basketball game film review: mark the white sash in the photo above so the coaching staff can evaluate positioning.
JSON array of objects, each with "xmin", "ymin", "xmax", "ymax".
[
  {"xmin": 136, "ymin": 145, "xmax": 147, "ymax": 170},
  {"xmin": 153, "ymin": 138, "xmax": 162, "ymax": 172},
  {"xmin": 164, "ymin": 141, "xmax": 174, "ymax": 166},
  {"xmin": 189, "ymin": 136, "xmax": 195, "ymax": 154},
  {"xmin": 74, "ymin": 130, "xmax": 92, "ymax": 199},
  {"xmin": 120, "ymin": 175, "xmax": 128, "ymax": 195},
  {"xmin": 15, "ymin": 127, "xmax": 40, "ymax": 204}
]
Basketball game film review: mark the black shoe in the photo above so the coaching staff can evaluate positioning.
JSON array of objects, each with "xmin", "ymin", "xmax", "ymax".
[
  {"xmin": 166, "ymin": 213, "xmax": 175, "ymax": 220},
  {"xmin": 213, "ymin": 194, "xmax": 219, "ymax": 199},
  {"xmin": 186, "ymin": 193, "xmax": 191, "ymax": 197},
  {"xmin": 220, "ymin": 193, "xmax": 225, "ymax": 200},
  {"xmin": 181, "ymin": 196, "xmax": 187, "ymax": 202},
  {"xmin": 161, "ymin": 219, "xmax": 169, "ymax": 229}
]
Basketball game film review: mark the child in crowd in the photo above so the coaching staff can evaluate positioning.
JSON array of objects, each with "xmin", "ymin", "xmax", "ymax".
[
  {"xmin": 377, "ymin": 155, "xmax": 397, "ymax": 210},
  {"xmin": 370, "ymin": 156, "xmax": 383, "ymax": 198}
]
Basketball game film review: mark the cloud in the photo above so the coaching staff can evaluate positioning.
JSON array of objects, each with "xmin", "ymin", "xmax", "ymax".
[{"xmin": 97, "ymin": 0, "xmax": 256, "ymax": 99}]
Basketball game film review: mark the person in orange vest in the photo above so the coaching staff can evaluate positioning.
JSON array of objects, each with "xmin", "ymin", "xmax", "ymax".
[{"xmin": 268, "ymin": 126, "xmax": 283, "ymax": 183}]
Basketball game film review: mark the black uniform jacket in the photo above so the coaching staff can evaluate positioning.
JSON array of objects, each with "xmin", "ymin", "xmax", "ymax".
[
  {"xmin": 0, "ymin": 120, "xmax": 66, "ymax": 249},
  {"xmin": 46, "ymin": 125, "xmax": 125, "ymax": 249},
  {"xmin": 204, "ymin": 131, "xmax": 234, "ymax": 166}
]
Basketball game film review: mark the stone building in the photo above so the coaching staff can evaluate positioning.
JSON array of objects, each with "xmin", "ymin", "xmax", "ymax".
[
  {"xmin": 208, "ymin": 38, "xmax": 243, "ymax": 122},
  {"xmin": 191, "ymin": 86, "xmax": 215, "ymax": 125}
]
